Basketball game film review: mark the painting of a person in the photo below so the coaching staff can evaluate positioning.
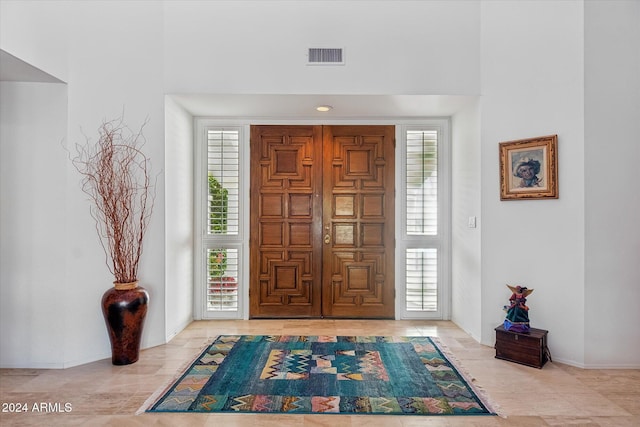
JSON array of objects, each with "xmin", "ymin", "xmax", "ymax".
[
  {"xmin": 503, "ymin": 285, "xmax": 534, "ymax": 333},
  {"xmin": 513, "ymin": 157, "xmax": 542, "ymax": 188}
]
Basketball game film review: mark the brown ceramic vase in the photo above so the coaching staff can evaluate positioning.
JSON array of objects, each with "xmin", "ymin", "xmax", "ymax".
[{"xmin": 101, "ymin": 281, "xmax": 149, "ymax": 365}]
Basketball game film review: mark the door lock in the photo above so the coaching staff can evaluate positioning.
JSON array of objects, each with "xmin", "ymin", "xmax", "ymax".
[{"xmin": 324, "ymin": 234, "xmax": 331, "ymax": 244}]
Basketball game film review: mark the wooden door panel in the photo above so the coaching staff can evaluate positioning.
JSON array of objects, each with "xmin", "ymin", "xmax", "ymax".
[
  {"xmin": 322, "ymin": 125, "xmax": 395, "ymax": 318},
  {"xmin": 250, "ymin": 125, "xmax": 394, "ymax": 318},
  {"xmin": 250, "ymin": 126, "xmax": 322, "ymax": 317},
  {"xmin": 328, "ymin": 252, "xmax": 385, "ymax": 305}
]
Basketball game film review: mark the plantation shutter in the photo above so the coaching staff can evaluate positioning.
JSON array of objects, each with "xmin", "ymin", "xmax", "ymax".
[
  {"xmin": 404, "ymin": 129, "xmax": 439, "ymax": 313},
  {"xmin": 208, "ymin": 130, "xmax": 239, "ymax": 235},
  {"xmin": 206, "ymin": 130, "xmax": 240, "ymax": 313},
  {"xmin": 406, "ymin": 130, "xmax": 438, "ymax": 236},
  {"xmin": 406, "ymin": 249, "xmax": 438, "ymax": 311}
]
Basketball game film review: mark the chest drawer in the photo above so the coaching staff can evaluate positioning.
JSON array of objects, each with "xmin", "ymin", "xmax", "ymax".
[
  {"xmin": 496, "ymin": 329, "xmax": 541, "ymax": 350},
  {"xmin": 494, "ymin": 325, "xmax": 549, "ymax": 369}
]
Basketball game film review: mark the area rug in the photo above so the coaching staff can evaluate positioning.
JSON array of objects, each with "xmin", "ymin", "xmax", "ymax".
[{"xmin": 146, "ymin": 335, "xmax": 495, "ymax": 416}]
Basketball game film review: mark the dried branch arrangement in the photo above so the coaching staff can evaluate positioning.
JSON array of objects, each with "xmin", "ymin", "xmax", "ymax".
[{"xmin": 72, "ymin": 116, "xmax": 155, "ymax": 285}]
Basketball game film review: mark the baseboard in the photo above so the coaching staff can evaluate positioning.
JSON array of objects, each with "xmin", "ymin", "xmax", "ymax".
[
  {"xmin": 551, "ymin": 357, "xmax": 640, "ymax": 370},
  {"xmin": 0, "ymin": 361, "xmax": 66, "ymax": 369},
  {"xmin": 165, "ymin": 316, "xmax": 193, "ymax": 342}
]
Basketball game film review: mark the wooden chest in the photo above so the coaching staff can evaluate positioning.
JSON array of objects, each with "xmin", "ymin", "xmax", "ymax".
[{"xmin": 494, "ymin": 325, "xmax": 550, "ymax": 369}]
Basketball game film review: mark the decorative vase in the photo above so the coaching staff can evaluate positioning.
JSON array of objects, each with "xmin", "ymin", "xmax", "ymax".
[{"xmin": 101, "ymin": 281, "xmax": 149, "ymax": 365}]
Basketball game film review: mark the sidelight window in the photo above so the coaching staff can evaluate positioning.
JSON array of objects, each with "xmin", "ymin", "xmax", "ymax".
[
  {"xmin": 406, "ymin": 130, "xmax": 438, "ymax": 236},
  {"xmin": 405, "ymin": 248, "xmax": 438, "ymax": 311},
  {"xmin": 196, "ymin": 125, "xmax": 246, "ymax": 319},
  {"xmin": 398, "ymin": 122, "xmax": 449, "ymax": 319},
  {"xmin": 207, "ymin": 130, "xmax": 239, "ymax": 235}
]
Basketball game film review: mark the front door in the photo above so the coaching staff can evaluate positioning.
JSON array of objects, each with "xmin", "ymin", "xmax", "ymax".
[{"xmin": 250, "ymin": 125, "xmax": 395, "ymax": 318}]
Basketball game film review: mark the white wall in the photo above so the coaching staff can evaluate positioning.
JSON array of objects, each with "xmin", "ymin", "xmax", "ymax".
[
  {"xmin": 451, "ymin": 100, "xmax": 482, "ymax": 341},
  {"xmin": 480, "ymin": 1, "xmax": 586, "ymax": 365},
  {"xmin": 0, "ymin": 82, "xmax": 68, "ymax": 368},
  {"xmin": 2, "ymin": 0, "xmax": 638, "ymax": 369},
  {"xmin": 0, "ymin": 0, "xmax": 68, "ymax": 81},
  {"xmin": 164, "ymin": 97, "xmax": 194, "ymax": 340},
  {"xmin": 0, "ymin": 0, "xmax": 483, "ymax": 368},
  {"xmin": 62, "ymin": 0, "xmax": 167, "ymax": 366},
  {"xmin": 1, "ymin": 1, "xmax": 168, "ymax": 368},
  {"xmin": 584, "ymin": 0, "xmax": 640, "ymax": 368},
  {"xmin": 163, "ymin": 0, "xmax": 481, "ymax": 95}
]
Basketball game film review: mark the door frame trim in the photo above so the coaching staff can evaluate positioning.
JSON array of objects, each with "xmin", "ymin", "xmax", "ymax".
[{"xmin": 193, "ymin": 118, "xmax": 451, "ymax": 321}]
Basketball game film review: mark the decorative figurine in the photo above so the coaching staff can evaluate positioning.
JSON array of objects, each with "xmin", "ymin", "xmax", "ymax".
[{"xmin": 503, "ymin": 285, "xmax": 534, "ymax": 333}]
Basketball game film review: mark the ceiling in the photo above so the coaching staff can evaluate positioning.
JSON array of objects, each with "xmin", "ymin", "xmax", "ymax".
[
  {"xmin": 170, "ymin": 94, "xmax": 478, "ymax": 119},
  {"xmin": 0, "ymin": 50, "xmax": 64, "ymax": 83},
  {"xmin": 1, "ymin": 49, "xmax": 475, "ymax": 118}
]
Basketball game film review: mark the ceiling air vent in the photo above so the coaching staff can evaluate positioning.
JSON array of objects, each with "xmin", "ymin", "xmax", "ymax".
[{"xmin": 307, "ymin": 48, "xmax": 345, "ymax": 65}]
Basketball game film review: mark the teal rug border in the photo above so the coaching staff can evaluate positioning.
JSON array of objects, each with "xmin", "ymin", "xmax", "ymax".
[{"xmin": 146, "ymin": 335, "xmax": 496, "ymax": 416}]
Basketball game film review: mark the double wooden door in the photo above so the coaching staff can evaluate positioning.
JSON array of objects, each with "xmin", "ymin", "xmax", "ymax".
[{"xmin": 249, "ymin": 125, "xmax": 395, "ymax": 318}]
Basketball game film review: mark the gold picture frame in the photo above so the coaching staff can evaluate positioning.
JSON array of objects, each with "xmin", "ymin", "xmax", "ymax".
[{"xmin": 500, "ymin": 135, "xmax": 558, "ymax": 200}]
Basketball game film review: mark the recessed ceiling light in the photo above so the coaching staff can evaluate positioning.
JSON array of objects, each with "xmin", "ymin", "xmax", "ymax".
[{"xmin": 316, "ymin": 105, "xmax": 333, "ymax": 112}]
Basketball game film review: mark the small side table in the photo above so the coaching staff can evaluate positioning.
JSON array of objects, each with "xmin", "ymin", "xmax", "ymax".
[{"xmin": 494, "ymin": 325, "xmax": 551, "ymax": 369}]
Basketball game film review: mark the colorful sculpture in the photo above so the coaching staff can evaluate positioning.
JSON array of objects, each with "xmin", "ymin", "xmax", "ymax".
[{"xmin": 503, "ymin": 285, "xmax": 534, "ymax": 333}]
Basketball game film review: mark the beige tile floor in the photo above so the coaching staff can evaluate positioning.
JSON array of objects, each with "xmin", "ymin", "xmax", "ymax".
[{"xmin": 1, "ymin": 319, "xmax": 638, "ymax": 426}]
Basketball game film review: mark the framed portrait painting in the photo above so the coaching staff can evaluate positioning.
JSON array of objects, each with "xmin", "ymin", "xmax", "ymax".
[{"xmin": 499, "ymin": 135, "xmax": 558, "ymax": 200}]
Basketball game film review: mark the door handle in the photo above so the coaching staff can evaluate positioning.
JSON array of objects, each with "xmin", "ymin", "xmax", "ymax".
[{"xmin": 324, "ymin": 234, "xmax": 331, "ymax": 244}]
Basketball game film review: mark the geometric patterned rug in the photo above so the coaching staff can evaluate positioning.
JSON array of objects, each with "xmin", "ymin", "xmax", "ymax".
[{"xmin": 146, "ymin": 335, "xmax": 496, "ymax": 416}]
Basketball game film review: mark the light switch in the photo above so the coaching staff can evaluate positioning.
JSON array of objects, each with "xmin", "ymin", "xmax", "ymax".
[{"xmin": 468, "ymin": 216, "xmax": 477, "ymax": 228}]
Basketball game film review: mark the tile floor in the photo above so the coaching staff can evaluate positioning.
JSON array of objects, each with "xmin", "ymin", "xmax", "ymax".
[{"xmin": 1, "ymin": 320, "xmax": 639, "ymax": 426}]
